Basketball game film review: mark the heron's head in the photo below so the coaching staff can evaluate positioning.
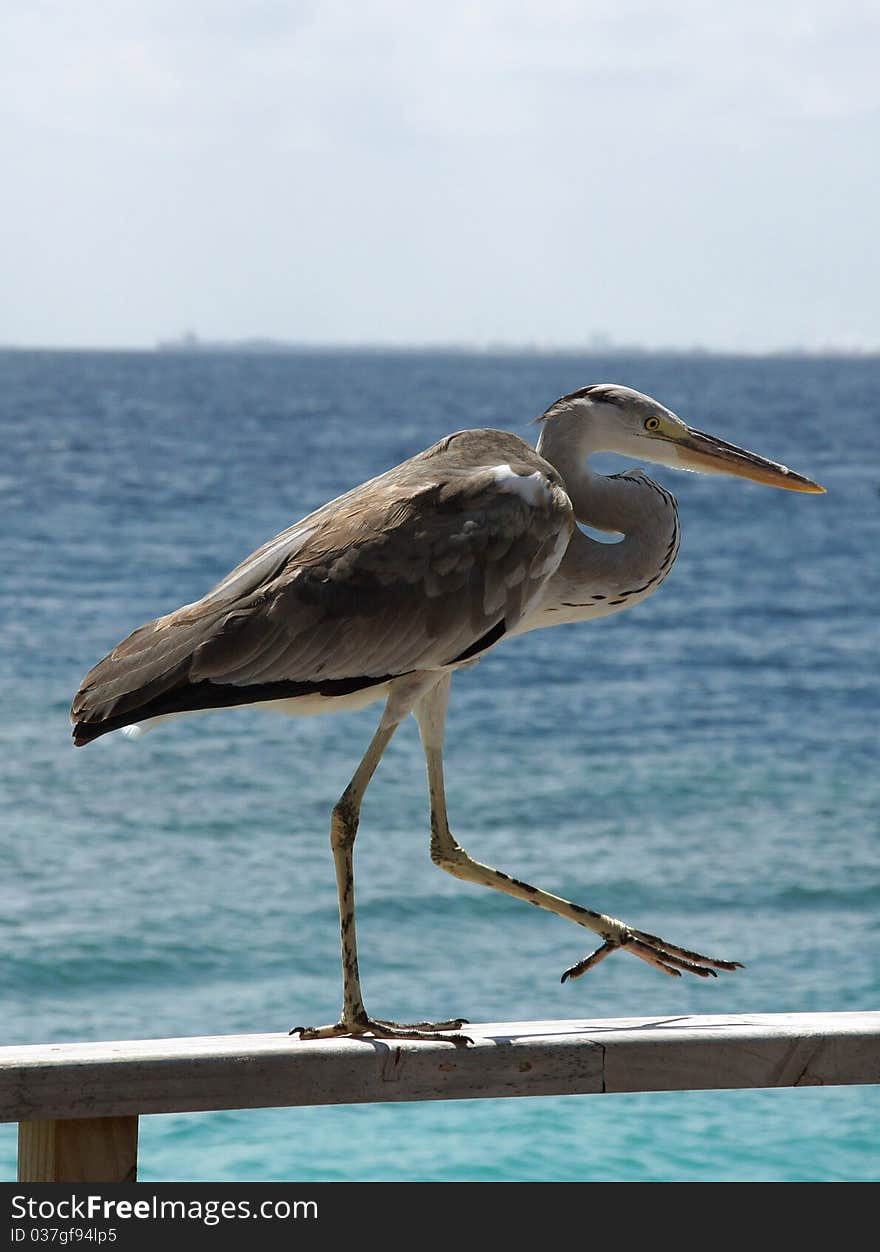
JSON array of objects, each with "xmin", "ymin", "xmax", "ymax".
[{"xmin": 537, "ymin": 383, "xmax": 825, "ymax": 493}]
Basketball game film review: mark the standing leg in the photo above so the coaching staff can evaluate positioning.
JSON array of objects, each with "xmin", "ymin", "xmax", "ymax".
[
  {"xmin": 414, "ymin": 675, "xmax": 741, "ymax": 981},
  {"xmin": 292, "ymin": 678, "xmax": 469, "ymax": 1042}
]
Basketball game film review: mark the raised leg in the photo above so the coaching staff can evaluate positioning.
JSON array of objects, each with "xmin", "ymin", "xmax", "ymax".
[
  {"xmin": 291, "ymin": 677, "xmax": 470, "ymax": 1044},
  {"xmin": 414, "ymin": 675, "xmax": 742, "ymax": 981}
]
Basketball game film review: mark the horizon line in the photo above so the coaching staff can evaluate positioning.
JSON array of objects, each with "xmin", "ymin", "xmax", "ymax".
[{"xmin": 2, "ymin": 337, "xmax": 879, "ymax": 359}]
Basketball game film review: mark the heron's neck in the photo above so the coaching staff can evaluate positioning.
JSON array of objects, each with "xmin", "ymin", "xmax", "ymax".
[
  {"xmin": 537, "ymin": 420, "xmax": 657, "ymax": 532},
  {"xmin": 521, "ymin": 424, "xmax": 680, "ymax": 631}
]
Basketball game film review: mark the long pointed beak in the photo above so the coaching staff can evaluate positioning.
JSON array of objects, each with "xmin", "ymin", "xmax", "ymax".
[{"xmin": 674, "ymin": 427, "xmax": 825, "ymax": 493}]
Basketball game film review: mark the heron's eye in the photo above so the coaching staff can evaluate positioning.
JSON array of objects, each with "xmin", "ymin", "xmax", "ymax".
[{"xmin": 644, "ymin": 417, "xmax": 662, "ymax": 432}]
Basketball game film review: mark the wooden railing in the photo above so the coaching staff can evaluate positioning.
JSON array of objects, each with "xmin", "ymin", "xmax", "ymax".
[{"xmin": 3, "ymin": 1011, "xmax": 878, "ymax": 1182}]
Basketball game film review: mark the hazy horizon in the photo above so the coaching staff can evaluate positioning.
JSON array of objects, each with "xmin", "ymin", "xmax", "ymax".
[
  {"xmin": 2, "ymin": 335, "xmax": 878, "ymax": 358},
  {"xmin": 3, "ymin": 2, "xmax": 878, "ymax": 353}
]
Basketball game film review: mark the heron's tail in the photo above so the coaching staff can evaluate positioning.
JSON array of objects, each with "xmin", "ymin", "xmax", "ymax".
[
  {"xmin": 70, "ymin": 606, "xmax": 226, "ymax": 746},
  {"xmin": 71, "ymin": 601, "xmax": 392, "ymax": 746}
]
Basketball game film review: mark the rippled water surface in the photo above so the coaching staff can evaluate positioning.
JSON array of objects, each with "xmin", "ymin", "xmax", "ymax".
[{"xmin": 1, "ymin": 350, "xmax": 877, "ymax": 1180}]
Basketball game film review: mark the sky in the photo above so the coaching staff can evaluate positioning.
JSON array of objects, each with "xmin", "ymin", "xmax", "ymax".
[{"xmin": 1, "ymin": 1, "xmax": 878, "ymax": 351}]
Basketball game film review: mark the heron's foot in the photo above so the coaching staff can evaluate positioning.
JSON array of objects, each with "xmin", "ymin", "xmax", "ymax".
[
  {"xmin": 562, "ymin": 924, "xmax": 744, "ymax": 982},
  {"xmin": 290, "ymin": 1013, "xmax": 472, "ymax": 1046}
]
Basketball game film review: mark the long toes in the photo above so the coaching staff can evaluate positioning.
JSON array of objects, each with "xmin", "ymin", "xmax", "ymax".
[
  {"xmin": 368, "ymin": 1025, "xmax": 473, "ymax": 1046},
  {"xmin": 561, "ymin": 937, "xmax": 694, "ymax": 982},
  {"xmin": 628, "ymin": 938, "xmax": 716, "ymax": 977},
  {"xmin": 365, "ymin": 1018, "xmax": 472, "ymax": 1045},
  {"xmin": 290, "ymin": 1018, "xmax": 472, "ymax": 1045},
  {"xmin": 561, "ymin": 941, "xmax": 616, "ymax": 982},
  {"xmin": 373, "ymin": 1017, "xmax": 469, "ymax": 1030},
  {"xmin": 562, "ymin": 931, "xmax": 744, "ymax": 983},
  {"xmin": 628, "ymin": 928, "xmax": 744, "ymax": 972},
  {"xmin": 289, "ymin": 1023, "xmax": 348, "ymax": 1040}
]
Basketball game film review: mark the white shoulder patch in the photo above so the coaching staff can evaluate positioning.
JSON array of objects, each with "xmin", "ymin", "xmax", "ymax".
[{"xmin": 491, "ymin": 464, "xmax": 551, "ymax": 507}]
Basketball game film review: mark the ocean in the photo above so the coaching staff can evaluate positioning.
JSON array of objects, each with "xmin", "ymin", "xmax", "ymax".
[{"xmin": 1, "ymin": 348, "xmax": 877, "ymax": 1181}]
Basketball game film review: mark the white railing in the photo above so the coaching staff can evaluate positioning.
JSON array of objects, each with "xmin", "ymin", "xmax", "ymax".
[{"xmin": 3, "ymin": 1011, "xmax": 878, "ymax": 1181}]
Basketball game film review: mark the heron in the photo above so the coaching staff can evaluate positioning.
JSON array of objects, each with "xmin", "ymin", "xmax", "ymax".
[{"xmin": 71, "ymin": 383, "xmax": 824, "ymax": 1043}]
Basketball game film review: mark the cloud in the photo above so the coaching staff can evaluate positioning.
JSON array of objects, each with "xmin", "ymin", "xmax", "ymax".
[
  {"xmin": 5, "ymin": 1, "xmax": 879, "ymax": 145},
  {"xmin": 1, "ymin": 1, "xmax": 878, "ymax": 347}
]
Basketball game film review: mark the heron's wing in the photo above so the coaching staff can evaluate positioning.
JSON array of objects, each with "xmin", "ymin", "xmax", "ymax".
[
  {"xmin": 190, "ymin": 468, "xmax": 572, "ymax": 684},
  {"xmin": 71, "ymin": 443, "xmax": 572, "ymax": 740}
]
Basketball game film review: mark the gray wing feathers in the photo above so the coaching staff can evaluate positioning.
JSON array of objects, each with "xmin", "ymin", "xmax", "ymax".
[
  {"xmin": 72, "ymin": 434, "xmax": 573, "ymax": 729},
  {"xmin": 188, "ymin": 472, "xmax": 570, "ymax": 685}
]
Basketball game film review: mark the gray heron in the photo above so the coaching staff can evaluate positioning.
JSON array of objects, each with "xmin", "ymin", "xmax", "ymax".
[{"xmin": 71, "ymin": 384, "xmax": 824, "ymax": 1042}]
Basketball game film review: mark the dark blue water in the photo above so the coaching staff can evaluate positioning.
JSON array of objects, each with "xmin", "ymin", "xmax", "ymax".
[{"xmin": 1, "ymin": 350, "xmax": 877, "ymax": 1180}]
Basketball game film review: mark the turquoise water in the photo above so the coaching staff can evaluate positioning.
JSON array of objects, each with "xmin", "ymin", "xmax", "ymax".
[{"xmin": 1, "ymin": 349, "xmax": 877, "ymax": 1180}]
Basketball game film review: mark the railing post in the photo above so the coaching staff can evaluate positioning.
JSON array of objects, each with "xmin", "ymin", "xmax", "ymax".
[{"xmin": 18, "ymin": 1116, "xmax": 139, "ymax": 1182}]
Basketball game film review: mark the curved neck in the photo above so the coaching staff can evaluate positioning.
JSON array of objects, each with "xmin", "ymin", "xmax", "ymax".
[
  {"xmin": 537, "ymin": 413, "xmax": 635, "ymax": 533},
  {"xmin": 521, "ymin": 418, "xmax": 681, "ymax": 631}
]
